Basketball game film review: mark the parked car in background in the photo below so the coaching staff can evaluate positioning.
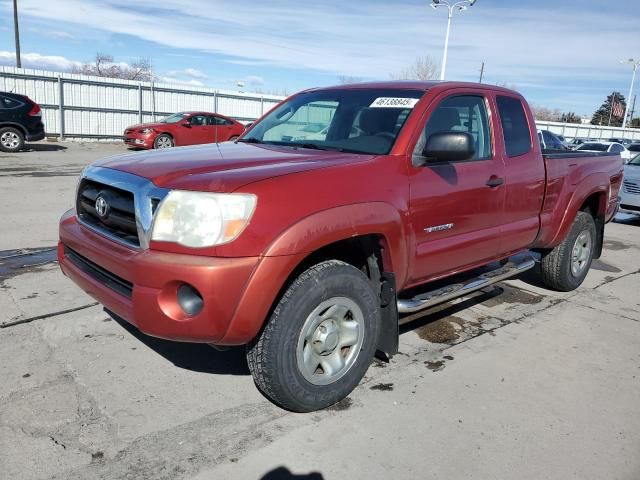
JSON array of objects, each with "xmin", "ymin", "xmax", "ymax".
[
  {"xmin": 537, "ymin": 129, "xmax": 568, "ymax": 150},
  {"xmin": 608, "ymin": 137, "xmax": 633, "ymax": 146},
  {"xmin": 123, "ymin": 112, "xmax": 245, "ymax": 149},
  {"xmin": 569, "ymin": 137, "xmax": 595, "ymax": 149},
  {"xmin": 0, "ymin": 91, "xmax": 45, "ymax": 153},
  {"xmin": 576, "ymin": 141, "xmax": 632, "ymax": 162},
  {"xmin": 60, "ymin": 81, "xmax": 623, "ymax": 411},
  {"xmin": 619, "ymin": 153, "xmax": 640, "ymax": 216},
  {"xmin": 627, "ymin": 143, "xmax": 640, "ymax": 153}
]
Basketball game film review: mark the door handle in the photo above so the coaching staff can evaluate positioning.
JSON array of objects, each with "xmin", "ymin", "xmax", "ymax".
[{"xmin": 485, "ymin": 176, "xmax": 504, "ymax": 188}]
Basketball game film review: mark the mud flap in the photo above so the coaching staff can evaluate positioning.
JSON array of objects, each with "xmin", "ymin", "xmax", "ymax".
[{"xmin": 376, "ymin": 272, "xmax": 399, "ymax": 359}]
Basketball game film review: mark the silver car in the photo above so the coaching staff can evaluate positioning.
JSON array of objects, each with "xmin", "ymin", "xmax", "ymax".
[{"xmin": 620, "ymin": 152, "xmax": 640, "ymax": 216}]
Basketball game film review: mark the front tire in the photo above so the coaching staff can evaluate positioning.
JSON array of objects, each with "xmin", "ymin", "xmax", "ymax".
[
  {"xmin": 153, "ymin": 134, "xmax": 174, "ymax": 149},
  {"xmin": 247, "ymin": 260, "xmax": 381, "ymax": 412},
  {"xmin": 0, "ymin": 127, "xmax": 25, "ymax": 152},
  {"xmin": 539, "ymin": 211, "xmax": 596, "ymax": 291}
]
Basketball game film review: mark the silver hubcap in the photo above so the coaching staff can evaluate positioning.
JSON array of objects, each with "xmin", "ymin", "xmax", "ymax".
[
  {"xmin": 571, "ymin": 230, "xmax": 592, "ymax": 276},
  {"xmin": 155, "ymin": 136, "xmax": 172, "ymax": 149},
  {"xmin": 296, "ymin": 297, "xmax": 364, "ymax": 386},
  {"xmin": 1, "ymin": 131, "xmax": 20, "ymax": 149}
]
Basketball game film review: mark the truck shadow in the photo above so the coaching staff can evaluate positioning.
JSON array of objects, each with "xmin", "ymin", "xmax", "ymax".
[
  {"xmin": 22, "ymin": 143, "xmax": 68, "ymax": 152},
  {"xmin": 260, "ymin": 467, "xmax": 324, "ymax": 479},
  {"xmin": 107, "ymin": 310, "xmax": 250, "ymax": 376}
]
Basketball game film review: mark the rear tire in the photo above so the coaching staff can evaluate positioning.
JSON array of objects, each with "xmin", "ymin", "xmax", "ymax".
[
  {"xmin": 0, "ymin": 127, "xmax": 25, "ymax": 152},
  {"xmin": 153, "ymin": 134, "xmax": 174, "ymax": 149},
  {"xmin": 539, "ymin": 211, "xmax": 596, "ymax": 291},
  {"xmin": 246, "ymin": 260, "xmax": 381, "ymax": 412}
]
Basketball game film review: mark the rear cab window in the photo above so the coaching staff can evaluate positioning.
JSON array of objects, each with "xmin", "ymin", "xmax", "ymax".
[{"xmin": 496, "ymin": 96, "xmax": 532, "ymax": 157}]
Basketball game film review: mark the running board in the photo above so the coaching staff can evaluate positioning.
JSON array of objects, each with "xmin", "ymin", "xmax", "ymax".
[{"xmin": 397, "ymin": 254, "xmax": 536, "ymax": 314}]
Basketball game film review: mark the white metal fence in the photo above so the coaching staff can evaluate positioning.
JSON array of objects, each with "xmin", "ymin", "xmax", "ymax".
[
  {"xmin": 0, "ymin": 66, "xmax": 283, "ymax": 140},
  {"xmin": 535, "ymin": 120, "xmax": 640, "ymax": 142},
  {"xmin": 2, "ymin": 66, "xmax": 639, "ymax": 142}
]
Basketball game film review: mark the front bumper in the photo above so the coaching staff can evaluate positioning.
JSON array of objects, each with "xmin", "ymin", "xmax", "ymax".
[
  {"xmin": 123, "ymin": 132, "xmax": 154, "ymax": 149},
  {"xmin": 59, "ymin": 211, "xmax": 260, "ymax": 343}
]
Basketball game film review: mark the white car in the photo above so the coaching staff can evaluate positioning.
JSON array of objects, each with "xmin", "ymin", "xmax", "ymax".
[
  {"xmin": 620, "ymin": 153, "xmax": 640, "ymax": 216},
  {"xmin": 576, "ymin": 141, "xmax": 632, "ymax": 162}
]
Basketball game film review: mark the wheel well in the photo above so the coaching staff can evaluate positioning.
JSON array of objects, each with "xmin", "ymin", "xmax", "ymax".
[
  {"xmin": 0, "ymin": 123, "xmax": 27, "ymax": 137},
  {"xmin": 580, "ymin": 192, "xmax": 605, "ymax": 259},
  {"xmin": 292, "ymin": 234, "xmax": 392, "ymax": 280}
]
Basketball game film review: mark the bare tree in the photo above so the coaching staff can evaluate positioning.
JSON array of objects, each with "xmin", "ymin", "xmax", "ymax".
[
  {"xmin": 391, "ymin": 56, "xmax": 439, "ymax": 81},
  {"xmin": 72, "ymin": 53, "xmax": 154, "ymax": 81},
  {"xmin": 337, "ymin": 75, "xmax": 364, "ymax": 84}
]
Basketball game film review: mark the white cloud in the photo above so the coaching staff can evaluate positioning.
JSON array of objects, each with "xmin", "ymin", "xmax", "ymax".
[
  {"xmin": 0, "ymin": 50, "xmax": 81, "ymax": 70},
  {"xmin": 184, "ymin": 68, "xmax": 207, "ymax": 80},
  {"xmin": 245, "ymin": 75, "xmax": 264, "ymax": 86},
  {"xmin": 8, "ymin": 0, "xmax": 640, "ymax": 112}
]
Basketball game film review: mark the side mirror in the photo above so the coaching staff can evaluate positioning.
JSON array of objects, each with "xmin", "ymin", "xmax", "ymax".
[
  {"xmin": 180, "ymin": 121, "xmax": 192, "ymax": 128},
  {"xmin": 244, "ymin": 122, "xmax": 253, "ymax": 129},
  {"xmin": 419, "ymin": 131, "xmax": 475, "ymax": 164}
]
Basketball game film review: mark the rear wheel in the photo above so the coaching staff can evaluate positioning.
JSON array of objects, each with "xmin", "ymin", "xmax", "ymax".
[
  {"xmin": 153, "ymin": 134, "xmax": 174, "ymax": 149},
  {"xmin": 246, "ymin": 260, "xmax": 381, "ymax": 412},
  {"xmin": 0, "ymin": 127, "xmax": 25, "ymax": 152},
  {"xmin": 539, "ymin": 211, "xmax": 596, "ymax": 291}
]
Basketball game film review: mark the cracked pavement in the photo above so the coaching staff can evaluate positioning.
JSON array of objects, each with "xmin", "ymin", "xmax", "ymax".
[{"xmin": 1, "ymin": 143, "xmax": 639, "ymax": 480}]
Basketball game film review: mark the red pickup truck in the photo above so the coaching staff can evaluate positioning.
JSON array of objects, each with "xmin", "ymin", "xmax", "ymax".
[{"xmin": 59, "ymin": 82, "xmax": 623, "ymax": 412}]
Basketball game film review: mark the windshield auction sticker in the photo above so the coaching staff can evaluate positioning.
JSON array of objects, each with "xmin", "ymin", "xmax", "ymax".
[{"xmin": 369, "ymin": 97, "xmax": 420, "ymax": 108}]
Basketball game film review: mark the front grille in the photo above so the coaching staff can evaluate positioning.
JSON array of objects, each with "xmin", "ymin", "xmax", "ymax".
[
  {"xmin": 65, "ymin": 246, "xmax": 133, "ymax": 298},
  {"xmin": 77, "ymin": 179, "xmax": 140, "ymax": 247},
  {"xmin": 623, "ymin": 180, "xmax": 640, "ymax": 196}
]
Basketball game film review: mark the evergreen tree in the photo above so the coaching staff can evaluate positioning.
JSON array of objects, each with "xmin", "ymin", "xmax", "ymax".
[{"xmin": 591, "ymin": 92, "xmax": 626, "ymax": 126}]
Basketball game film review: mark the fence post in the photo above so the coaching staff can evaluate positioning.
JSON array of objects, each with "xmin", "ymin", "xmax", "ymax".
[
  {"xmin": 150, "ymin": 82, "xmax": 156, "ymax": 121},
  {"xmin": 214, "ymin": 91, "xmax": 218, "ymax": 113},
  {"xmin": 260, "ymin": 96, "xmax": 264, "ymax": 115},
  {"xmin": 138, "ymin": 83, "xmax": 143, "ymax": 123},
  {"xmin": 57, "ymin": 76, "xmax": 65, "ymax": 141}
]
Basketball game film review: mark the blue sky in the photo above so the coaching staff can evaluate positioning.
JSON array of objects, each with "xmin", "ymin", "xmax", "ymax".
[{"xmin": 0, "ymin": 0, "xmax": 638, "ymax": 116}]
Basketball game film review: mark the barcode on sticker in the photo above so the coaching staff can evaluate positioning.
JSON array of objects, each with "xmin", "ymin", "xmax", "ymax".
[{"xmin": 370, "ymin": 97, "xmax": 420, "ymax": 108}]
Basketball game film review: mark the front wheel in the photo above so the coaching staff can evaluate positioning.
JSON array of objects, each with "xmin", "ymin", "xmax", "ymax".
[
  {"xmin": 247, "ymin": 260, "xmax": 381, "ymax": 412},
  {"xmin": 539, "ymin": 211, "xmax": 596, "ymax": 291},
  {"xmin": 153, "ymin": 134, "xmax": 174, "ymax": 149}
]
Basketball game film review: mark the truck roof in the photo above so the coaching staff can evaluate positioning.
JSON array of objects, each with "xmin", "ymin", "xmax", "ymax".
[{"xmin": 304, "ymin": 80, "xmax": 520, "ymax": 95}]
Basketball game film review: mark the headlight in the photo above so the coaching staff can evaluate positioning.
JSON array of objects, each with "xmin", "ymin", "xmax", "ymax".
[
  {"xmin": 140, "ymin": 128, "xmax": 154, "ymax": 134},
  {"xmin": 151, "ymin": 191, "xmax": 257, "ymax": 248}
]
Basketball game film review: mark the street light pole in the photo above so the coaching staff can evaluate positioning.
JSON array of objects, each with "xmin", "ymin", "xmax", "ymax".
[
  {"xmin": 621, "ymin": 58, "xmax": 639, "ymax": 130},
  {"xmin": 13, "ymin": 0, "xmax": 21, "ymax": 68},
  {"xmin": 431, "ymin": 0, "xmax": 477, "ymax": 81}
]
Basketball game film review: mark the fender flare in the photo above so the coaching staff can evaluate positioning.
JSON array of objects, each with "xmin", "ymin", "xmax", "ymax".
[
  {"xmin": 543, "ymin": 174, "xmax": 609, "ymax": 247},
  {"xmin": 219, "ymin": 202, "xmax": 409, "ymax": 344}
]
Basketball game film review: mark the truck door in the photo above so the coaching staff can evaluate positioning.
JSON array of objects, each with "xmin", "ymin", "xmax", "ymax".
[
  {"xmin": 407, "ymin": 92, "xmax": 506, "ymax": 284},
  {"xmin": 493, "ymin": 95, "xmax": 545, "ymax": 255}
]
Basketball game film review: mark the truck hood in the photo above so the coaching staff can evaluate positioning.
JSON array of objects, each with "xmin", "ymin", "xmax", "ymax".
[{"xmin": 94, "ymin": 142, "xmax": 375, "ymax": 192}]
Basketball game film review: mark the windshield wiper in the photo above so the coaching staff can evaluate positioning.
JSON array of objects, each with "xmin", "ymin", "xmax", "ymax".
[{"xmin": 236, "ymin": 137, "xmax": 264, "ymax": 144}]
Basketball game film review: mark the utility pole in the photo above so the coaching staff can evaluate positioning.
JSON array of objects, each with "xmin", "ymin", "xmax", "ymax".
[
  {"xmin": 620, "ymin": 58, "xmax": 639, "ymax": 129},
  {"xmin": 479, "ymin": 61, "xmax": 484, "ymax": 83},
  {"xmin": 630, "ymin": 94, "xmax": 637, "ymax": 127},
  {"xmin": 13, "ymin": 0, "xmax": 21, "ymax": 68}
]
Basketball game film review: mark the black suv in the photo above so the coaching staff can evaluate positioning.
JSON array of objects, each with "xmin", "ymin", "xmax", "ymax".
[{"xmin": 0, "ymin": 92, "xmax": 45, "ymax": 152}]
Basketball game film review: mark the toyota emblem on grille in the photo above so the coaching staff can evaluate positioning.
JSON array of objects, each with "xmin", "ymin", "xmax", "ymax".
[{"xmin": 95, "ymin": 195, "xmax": 110, "ymax": 219}]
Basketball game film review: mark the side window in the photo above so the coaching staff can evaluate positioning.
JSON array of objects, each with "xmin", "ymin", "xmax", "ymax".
[
  {"xmin": 496, "ymin": 96, "xmax": 532, "ymax": 157},
  {"xmin": 209, "ymin": 116, "xmax": 233, "ymax": 126},
  {"xmin": 419, "ymin": 95, "xmax": 491, "ymax": 160},
  {"xmin": 0, "ymin": 96, "xmax": 23, "ymax": 109},
  {"xmin": 610, "ymin": 144, "xmax": 624, "ymax": 153},
  {"xmin": 189, "ymin": 115, "xmax": 207, "ymax": 126}
]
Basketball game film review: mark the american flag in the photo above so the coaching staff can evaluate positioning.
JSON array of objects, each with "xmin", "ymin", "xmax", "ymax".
[{"xmin": 612, "ymin": 101, "xmax": 624, "ymax": 118}]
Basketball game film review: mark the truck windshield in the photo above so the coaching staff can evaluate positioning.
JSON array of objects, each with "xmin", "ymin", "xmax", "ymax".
[{"xmin": 241, "ymin": 88, "xmax": 425, "ymax": 155}]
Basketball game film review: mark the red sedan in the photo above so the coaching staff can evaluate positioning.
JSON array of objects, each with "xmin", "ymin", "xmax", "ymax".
[{"xmin": 123, "ymin": 112, "xmax": 245, "ymax": 149}]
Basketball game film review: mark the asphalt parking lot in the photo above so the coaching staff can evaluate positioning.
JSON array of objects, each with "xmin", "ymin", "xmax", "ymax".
[{"xmin": 1, "ymin": 141, "xmax": 639, "ymax": 480}]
